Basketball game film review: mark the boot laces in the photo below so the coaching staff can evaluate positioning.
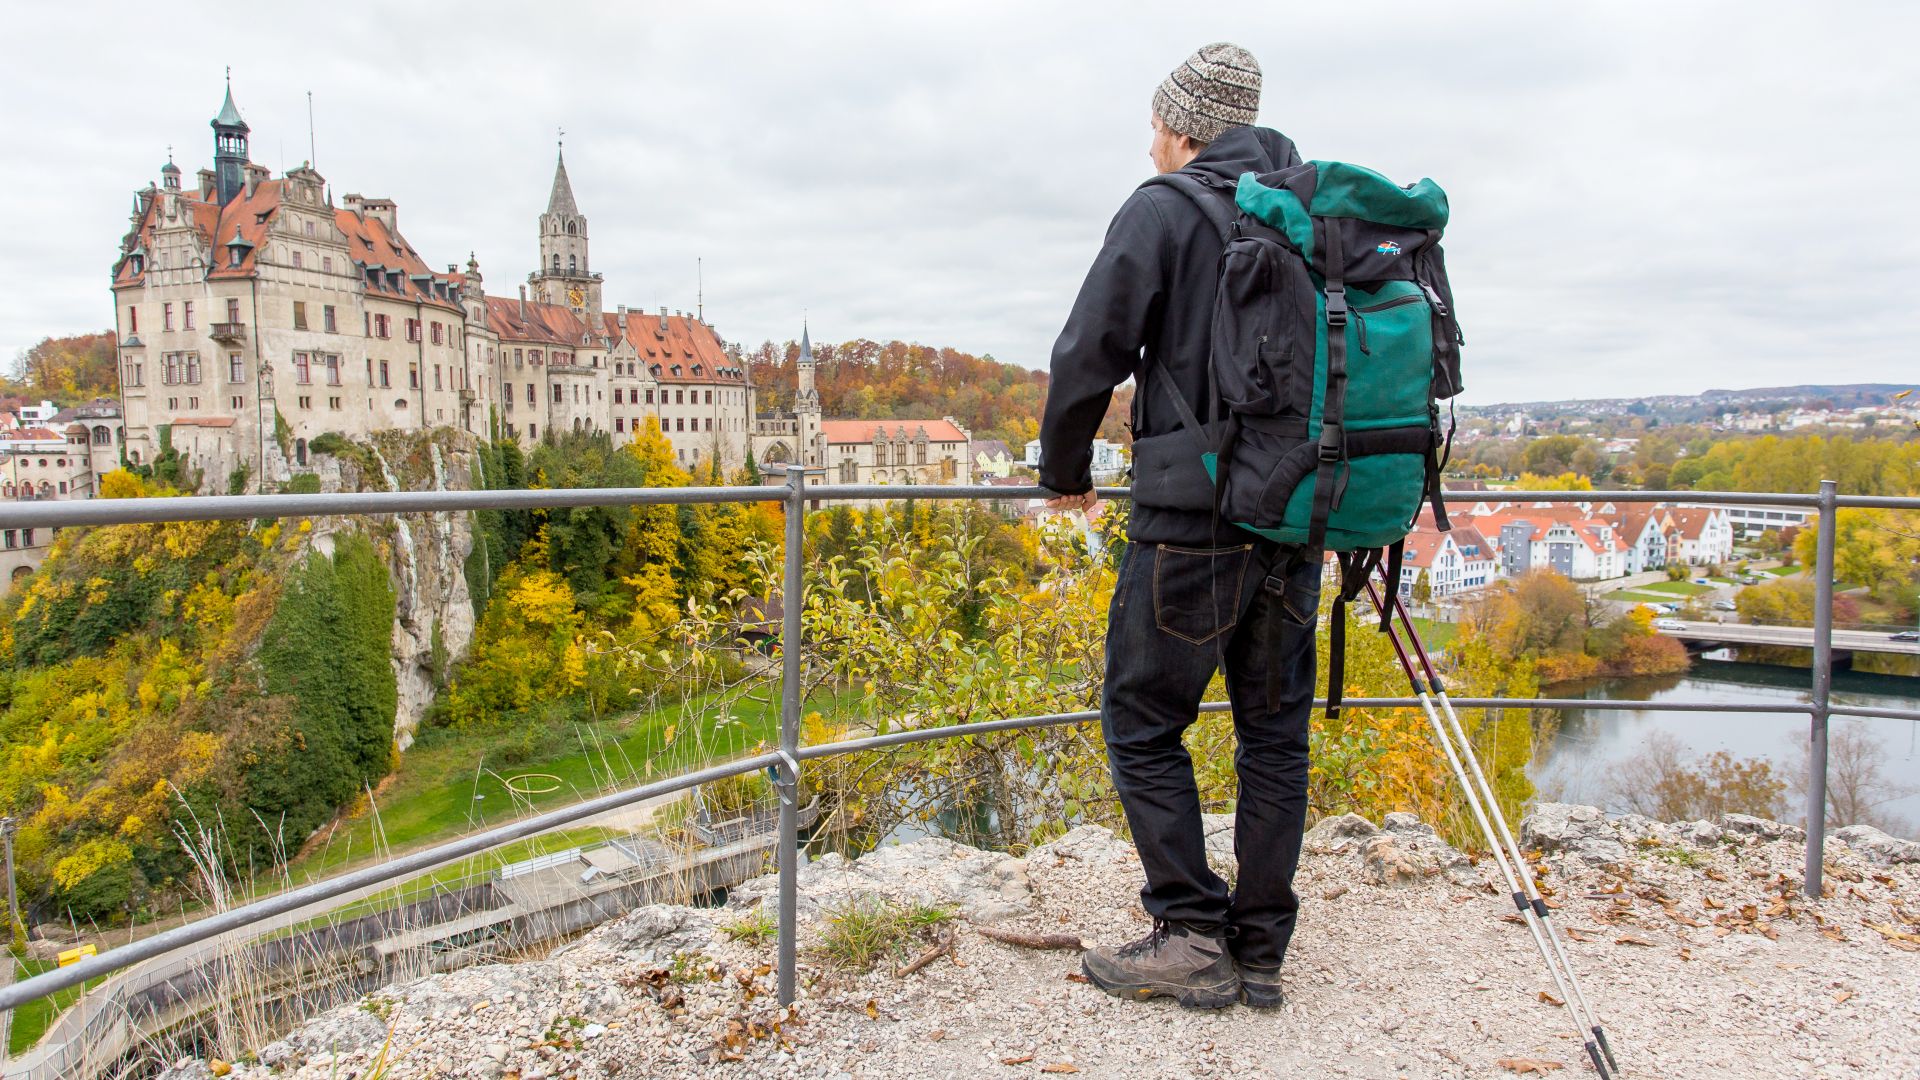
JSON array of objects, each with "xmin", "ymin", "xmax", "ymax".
[{"xmin": 1116, "ymin": 918, "xmax": 1171, "ymax": 959}]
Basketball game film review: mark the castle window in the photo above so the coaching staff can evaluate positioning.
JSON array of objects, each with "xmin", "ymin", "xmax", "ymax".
[
  {"xmin": 615, "ymin": 417, "xmax": 625, "ymax": 433},
  {"xmin": 294, "ymin": 352, "xmax": 311, "ymax": 384},
  {"xmin": 291, "ymin": 250, "xmax": 303, "ymax": 269},
  {"xmin": 568, "ymin": 255, "xmax": 576, "ymax": 272},
  {"xmin": 293, "ymin": 301, "xmax": 308, "ymax": 330},
  {"xmin": 434, "ymin": 365, "xmax": 442, "ymax": 390},
  {"xmin": 431, "ymin": 322, "xmax": 444, "ymax": 345},
  {"xmin": 183, "ymin": 301, "xmax": 195, "ymax": 330},
  {"xmin": 227, "ymin": 298, "xmax": 242, "ymax": 323},
  {"xmin": 645, "ymin": 388, "xmax": 654, "ymax": 404},
  {"xmin": 323, "ymin": 305, "xmax": 337, "ymax": 332},
  {"xmin": 326, "ymin": 355, "xmax": 341, "ymax": 385},
  {"xmin": 229, "ymin": 354, "xmax": 245, "ymax": 383},
  {"xmin": 526, "ymin": 383, "xmax": 535, "ymax": 405},
  {"xmin": 322, "ymin": 256, "xmax": 332, "ymax": 273},
  {"xmin": 127, "ymin": 307, "xmax": 137, "ymax": 333},
  {"xmin": 164, "ymin": 303, "xmax": 173, "ymax": 330}
]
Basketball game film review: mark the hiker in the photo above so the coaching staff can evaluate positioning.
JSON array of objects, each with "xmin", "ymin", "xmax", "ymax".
[{"xmin": 1037, "ymin": 42, "xmax": 1317, "ymax": 1010}]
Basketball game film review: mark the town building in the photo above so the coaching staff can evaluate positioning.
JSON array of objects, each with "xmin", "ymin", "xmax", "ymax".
[
  {"xmin": 0, "ymin": 399, "xmax": 125, "ymax": 587},
  {"xmin": 1023, "ymin": 438, "xmax": 1129, "ymax": 483}
]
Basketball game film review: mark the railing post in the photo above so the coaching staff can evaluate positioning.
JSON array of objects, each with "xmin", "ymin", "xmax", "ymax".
[
  {"xmin": 774, "ymin": 465, "xmax": 816, "ymax": 1005},
  {"xmin": 1805, "ymin": 478, "xmax": 1838, "ymax": 899}
]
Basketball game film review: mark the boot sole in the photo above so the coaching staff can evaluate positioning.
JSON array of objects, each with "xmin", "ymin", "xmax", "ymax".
[
  {"xmin": 1080, "ymin": 960, "xmax": 1240, "ymax": 1010},
  {"xmin": 1239, "ymin": 983, "xmax": 1284, "ymax": 1008}
]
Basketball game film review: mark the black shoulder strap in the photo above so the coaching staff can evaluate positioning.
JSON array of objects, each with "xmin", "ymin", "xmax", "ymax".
[{"xmin": 1142, "ymin": 172, "xmax": 1239, "ymax": 244}]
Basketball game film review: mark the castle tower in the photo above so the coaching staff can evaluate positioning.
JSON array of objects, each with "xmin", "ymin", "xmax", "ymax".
[
  {"xmin": 210, "ymin": 74, "xmax": 250, "ymax": 205},
  {"xmin": 530, "ymin": 144, "xmax": 601, "ymax": 321},
  {"xmin": 796, "ymin": 322, "xmax": 822, "ymax": 465}
]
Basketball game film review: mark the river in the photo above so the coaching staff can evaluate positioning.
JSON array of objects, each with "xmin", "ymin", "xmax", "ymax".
[{"xmin": 1531, "ymin": 660, "xmax": 1920, "ymax": 839}]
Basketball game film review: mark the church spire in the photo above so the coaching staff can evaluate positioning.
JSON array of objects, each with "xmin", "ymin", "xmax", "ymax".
[{"xmin": 546, "ymin": 145, "xmax": 579, "ymax": 217}]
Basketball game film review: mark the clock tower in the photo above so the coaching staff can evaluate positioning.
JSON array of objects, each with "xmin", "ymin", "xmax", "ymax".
[{"xmin": 530, "ymin": 143, "xmax": 602, "ymax": 323}]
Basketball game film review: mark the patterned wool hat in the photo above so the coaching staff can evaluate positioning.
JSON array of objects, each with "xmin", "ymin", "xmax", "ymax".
[{"xmin": 1152, "ymin": 42, "xmax": 1262, "ymax": 144}]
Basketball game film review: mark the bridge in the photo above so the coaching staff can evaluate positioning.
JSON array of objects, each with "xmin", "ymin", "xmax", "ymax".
[{"xmin": 1656, "ymin": 620, "xmax": 1920, "ymax": 656}]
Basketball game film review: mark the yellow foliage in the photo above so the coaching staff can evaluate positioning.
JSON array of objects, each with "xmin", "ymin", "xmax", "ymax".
[
  {"xmin": 562, "ymin": 640, "xmax": 588, "ymax": 688},
  {"xmin": 509, "ymin": 570, "xmax": 578, "ymax": 628},
  {"xmin": 98, "ymin": 470, "xmax": 148, "ymax": 499},
  {"xmin": 50, "ymin": 837, "xmax": 132, "ymax": 890}
]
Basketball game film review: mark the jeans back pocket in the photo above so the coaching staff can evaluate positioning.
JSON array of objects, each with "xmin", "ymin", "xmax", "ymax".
[{"xmin": 1152, "ymin": 544, "xmax": 1254, "ymax": 645}]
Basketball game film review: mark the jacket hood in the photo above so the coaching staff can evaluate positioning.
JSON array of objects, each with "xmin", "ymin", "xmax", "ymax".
[{"xmin": 1183, "ymin": 126, "xmax": 1298, "ymax": 185}]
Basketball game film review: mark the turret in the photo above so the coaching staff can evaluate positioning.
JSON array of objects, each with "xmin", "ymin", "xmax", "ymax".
[{"xmin": 211, "ymin": 74, "xmax": 250, "ymax": 205}]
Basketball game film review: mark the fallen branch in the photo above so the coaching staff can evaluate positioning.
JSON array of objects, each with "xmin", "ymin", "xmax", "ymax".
[
  {"xmin": 895, "ymin": 932, "xmax": 955, "ymax": 978},
  {"xmin": 974, "ymin": 926, "xmax": 1086, "ymax": 951}
]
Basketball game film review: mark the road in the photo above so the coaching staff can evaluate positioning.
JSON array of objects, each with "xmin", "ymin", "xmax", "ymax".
[{"xmin": 1655, "ymin": 620, "xmax": 1920, "ymax": 655}]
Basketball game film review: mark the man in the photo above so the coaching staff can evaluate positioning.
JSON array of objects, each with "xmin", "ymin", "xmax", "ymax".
[{"xmin": 1037, "ymin": 42, "xmax": 1320, "ymax": 1010}]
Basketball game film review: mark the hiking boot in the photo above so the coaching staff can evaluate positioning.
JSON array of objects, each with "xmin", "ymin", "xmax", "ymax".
[
  {"xmin": 1080, "ymin": 920, "xmax": 1239, "ymax": 1009},
  {"xmin": 1236, "ymin": 961, "xmax": 1284, "ymax": 1008}
]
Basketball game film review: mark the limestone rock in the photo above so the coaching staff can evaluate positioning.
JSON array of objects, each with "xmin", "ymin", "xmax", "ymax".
[
  {"xmin": 1361, "ymin": 817, "xmax": 1473, "ymax": 887},
  {"xmin": 1032, "ymin": 824, "xmax": 1136, "ymax": 867},
  {"xmin": 1303, "ymin": 813, "xmax": 1379, "ymax": 854},
  {"xmin": 154, "ymin": 1061, "xmax": 216, "ymax": 1080},
  {"xmin": 1520, "ymin": 803, "xmax": 1628, "ymax": 866},
  {"xmin": 1832, "ymin": 824, "xmax": 1920, "ymax": 865},
  {"xmin": 1719, "ymin": 814, "xmax": 1806, "ymax": 843},
  {"xmin": 607, "ymin": 904, "xmax": 719, "ymax": 961}
]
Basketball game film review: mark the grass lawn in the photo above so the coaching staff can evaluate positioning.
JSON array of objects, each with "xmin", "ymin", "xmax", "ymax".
[
  {"xmin": 1762, "ymin": 565, "xmax": 1799, "ymax": 577},
  {"xmin": 1603, "ymin": 588, "xmax": 1691, "ymax": 605},
  {"xmin": 284, "ymin": 682, "xmax": 858, "ymax": 887},
  {"xmin": 1634, "ymin": 580, "xmax": 1714, "ymax": 596},
  {"xmin": 7, "ymin": 958, "xmax": 103, "ymax": 1055},
  {"xmin": 1408, "ymin": 617, "xmax": 1458, "ymax": 649}
]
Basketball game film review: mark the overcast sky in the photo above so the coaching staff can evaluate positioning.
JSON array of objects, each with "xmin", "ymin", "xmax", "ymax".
[{"xmin": 3, "ymin": 2, "xmax": 1914, "ymax": 404}]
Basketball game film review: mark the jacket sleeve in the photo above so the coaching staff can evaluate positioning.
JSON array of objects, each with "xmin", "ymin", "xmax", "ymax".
[{"xmin": 1038, "ymin": 190, "xmax": 1168, "ymax": 495}]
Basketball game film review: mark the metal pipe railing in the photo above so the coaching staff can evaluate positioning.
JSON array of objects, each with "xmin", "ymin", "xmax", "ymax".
[{"xmin": 0, "ymin": 479, "xmax": 1908, "ymax": 1039}]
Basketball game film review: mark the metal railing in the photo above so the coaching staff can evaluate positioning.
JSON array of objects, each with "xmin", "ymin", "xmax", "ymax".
[{"xmin": 0, "ymin": 476, "xmax": 1916, "ymax": 1042}]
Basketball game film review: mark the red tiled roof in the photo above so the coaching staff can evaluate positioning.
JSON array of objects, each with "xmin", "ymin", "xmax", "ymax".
[
  {"xmin": 488, "ymin": 296, "xmax": 593, "ymax": 347},
  {"xmin": 604, "ymin": 312, "xmax": 743, "ymax": 384},
  {"xmin": 113, "ymin": 176, "xmax": 461, "ymax": 314},
  {"xmin": 820, "ymin": 419, "xmax": 970, "ymax": 444}
]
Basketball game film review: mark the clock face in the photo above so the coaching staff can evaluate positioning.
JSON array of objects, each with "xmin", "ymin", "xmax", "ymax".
[{"xmin": 567, "ymin": 287, "xmax": 584, "ymax": 306}]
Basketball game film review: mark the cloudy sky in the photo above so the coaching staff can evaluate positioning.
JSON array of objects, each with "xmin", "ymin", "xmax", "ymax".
[{"xmin": 3, "ymin": 2, "xmax": 1914, "ymax": 404}]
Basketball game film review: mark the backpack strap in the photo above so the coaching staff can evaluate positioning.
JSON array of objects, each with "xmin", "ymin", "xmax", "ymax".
[
  {"xmin": 1142, "ymin": 171, "xmax": 1240, "ymax": 245},
  {"xmin": 1308, "ymin": 218, "xmax": 1350, "ymax": 551}
]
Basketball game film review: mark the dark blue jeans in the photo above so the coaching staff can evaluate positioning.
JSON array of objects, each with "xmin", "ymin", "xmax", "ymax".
[{"xmin": 1100, "ymin": 539, "xmax": 1321, "ymax": 969}]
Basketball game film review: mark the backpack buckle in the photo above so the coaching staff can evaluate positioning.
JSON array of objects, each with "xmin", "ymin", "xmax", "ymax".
[
  {"xmin": 1318, "ymin": 422, "xmax": 1344, "ymax": 462},
  {"xmin": 1324, "ymin": 287, "xmax": 1349, "ymax": 327}
]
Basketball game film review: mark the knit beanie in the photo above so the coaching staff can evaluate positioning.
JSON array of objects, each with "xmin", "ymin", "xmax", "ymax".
[{"xmin": 1152, "ymin": 42, "xmax": 1262, "ymax": 145}]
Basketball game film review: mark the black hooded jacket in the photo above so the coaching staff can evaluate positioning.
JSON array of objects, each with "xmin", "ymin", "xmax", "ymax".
[{"xmin": 1039, "ymin": 126, "xmax": 1301, "ymax": 545}]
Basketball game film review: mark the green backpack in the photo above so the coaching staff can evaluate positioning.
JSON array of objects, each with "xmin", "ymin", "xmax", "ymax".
[{"xmin": 1145, "ymin": 161, "xmax": 1465, "ymax": 712}]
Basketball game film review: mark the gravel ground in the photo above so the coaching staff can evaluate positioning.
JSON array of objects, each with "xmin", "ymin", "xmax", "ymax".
[{"xmin": 189, "ymin": 808, "xmax": 1920, "ymax": 1080}]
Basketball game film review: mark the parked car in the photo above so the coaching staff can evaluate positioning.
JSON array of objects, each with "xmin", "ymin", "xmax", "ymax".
[
  {"xmin": 1711, "ymin": 599, "xmax": 1738, "ymax": 612},
  {"xmin": 1653, "ymin": 618, "xmax": 1686, "ymax": 631},
  {"xmin": 1892, "ymin": 629, "xmax": 1920, "ymax": 642}
]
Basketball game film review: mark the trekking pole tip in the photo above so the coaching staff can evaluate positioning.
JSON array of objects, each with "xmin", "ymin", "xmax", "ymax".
[
  {"xmin": 1585, "ymin": 1040, "xmax": 1611, "ymax": 1079},
  {"xmin": 1594, "ymin": 1027, "xmax": 1619, "ymax": 1072}
]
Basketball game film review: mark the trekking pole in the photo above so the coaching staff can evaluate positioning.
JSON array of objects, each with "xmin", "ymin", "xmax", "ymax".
[
  {"xmin": 1355, "ymin": 577, "xmax": 1612, "ymax": 1079},
  {"xmin": 1380, "ymin": 581, "xmax": 1620, "ymax": 1074}
]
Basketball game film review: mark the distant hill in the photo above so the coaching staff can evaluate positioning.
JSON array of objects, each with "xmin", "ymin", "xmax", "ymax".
[{"xmin": 1465, "ymin": 383, "xmax": 1910, "ymax": 418}]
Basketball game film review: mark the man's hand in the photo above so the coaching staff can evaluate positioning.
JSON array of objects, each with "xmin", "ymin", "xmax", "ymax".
[{"xmin": 1044, "ymin": 489, "xmax": 1100, "ymax": 514}]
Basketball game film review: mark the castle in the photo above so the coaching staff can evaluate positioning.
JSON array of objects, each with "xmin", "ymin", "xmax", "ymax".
[{"xmin": 109, "ymin": 80, "xmax": 971, "ymax": 489}]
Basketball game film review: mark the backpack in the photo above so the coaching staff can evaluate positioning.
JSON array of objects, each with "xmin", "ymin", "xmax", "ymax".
[{"xmin": 1143, "ymin": 161, "xmax": 1466, "ymax": 714}]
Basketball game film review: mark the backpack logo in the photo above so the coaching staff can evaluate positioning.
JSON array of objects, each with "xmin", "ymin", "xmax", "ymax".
[{"xmin": 1375, "ymin": 241, "xmax": 1402, "ymax": 256}]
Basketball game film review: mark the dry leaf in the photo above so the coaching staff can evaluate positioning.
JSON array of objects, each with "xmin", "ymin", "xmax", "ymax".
[
  {"xmin": 928, "ymin": 1029, "xmax": 947, "ymax": 1041},
  {"xmin": 1677, "ymin": 947, "xmax": 1694, "ymax": 961},
  {"xmin": 1833, "ymin": 990, "xmax": 1854, "ymax": 1004},
  {"xmin": 1538, "ymin": 991, "xmax": 1564, "ymax": 1007},
  {"xmin": 1065, "ymin": 973, "xmax": 1090, "ymax": 984},
  {"xmin": 1614, "ymin": 934, "xmax": 1654, "ymax": 947},
  {"xmin": 1563, "ymin": 928, "xmax": 1600, "ymax": 943},
  {"xmin": 1497, "ymin": 1057, "xmax": 1566, "ymax": 1074},
  {"xmin": 1763, "ymin": 899, "xmax": 1790, "ymax": 919},
  {"xmin": 1820, "ymin": 927, "xmax": 1847, "ymax": 943},
  {"xmin": 864, "ymin": 999, "xmax": 879, "ymax": 1020},
  {"xmin": 1705, "ymin": 868, "xmax": 1728, "ymax": 882},
  {"xmin": 1863, "ymin": 921, "xmax": 1920, "ymax": 951},
  {"xmin": 1002, "ymin": 1055, "xmax": 1035, "ymax": 1066},
  {"xmin": 1041, "ymin": 1066, "xmax": 1082, "ymax": 1075},
  {"xmin": 1702, "ymin": 895, "xmax": 1724, "ymax": 910}
]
